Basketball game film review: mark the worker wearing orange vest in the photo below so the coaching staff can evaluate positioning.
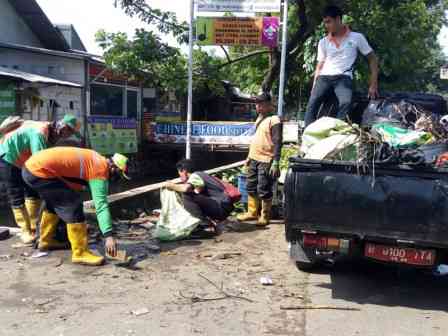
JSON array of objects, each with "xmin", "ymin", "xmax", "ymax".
[
  {"xmin": 237, "ymin": 93, "xmax": 283, "ymax": 226},
  {"xmin": 22, "ymin": 147, "xmax": 130, "ymax": 266},
  {"xmin": 0, "ymin": 115, "xmax": 80, "ymax": 244}
]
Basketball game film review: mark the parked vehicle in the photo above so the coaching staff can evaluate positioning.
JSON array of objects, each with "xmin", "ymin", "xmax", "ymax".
[{"xmin": 285, "ymin": 157, "xmax": 448, "ymax": 270}]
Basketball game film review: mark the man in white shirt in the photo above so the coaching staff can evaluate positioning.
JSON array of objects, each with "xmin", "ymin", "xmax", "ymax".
[{"xmin": 304, "ymin": 5, "xmax": 379, "ymax": 127}]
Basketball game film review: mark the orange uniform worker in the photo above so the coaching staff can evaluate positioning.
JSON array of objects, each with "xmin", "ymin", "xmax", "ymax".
[
  {"xmin": 0, "ymin": 115, "xmax": 80, "ymax": 244},
  {"xmin": 22, "ymin": 147, "xmax": 130, "ymax": 266},
  {"xmin": 237, "ymin": 92, "xmax": 283, "ymax": 226}
]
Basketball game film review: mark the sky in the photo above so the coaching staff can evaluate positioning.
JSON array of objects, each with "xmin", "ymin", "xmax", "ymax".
[
  {"xmin": 35, "ymin": 0, "xmax": 190, "ymax": 55},
  {"xmin": 36, "ymin": 0, "xmax": 448, "ymax": 57}
]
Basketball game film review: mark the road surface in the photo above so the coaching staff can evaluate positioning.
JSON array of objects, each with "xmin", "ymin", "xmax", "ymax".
[{"xmin": 0, "ymin": 221, "xmax": 446, "ymax": 336}]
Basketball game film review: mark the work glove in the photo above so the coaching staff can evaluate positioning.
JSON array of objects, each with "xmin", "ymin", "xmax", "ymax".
[
  {"xmin": 269, "ymin": 160, "xmax": 280, "ymax": 179},
  {"xmin": 242, "ymin": 158, "xmax": 250, "ymax": 174},
  {"xmin": 105, "ymin": 236, "xmax": 117, "ymax": 257}
]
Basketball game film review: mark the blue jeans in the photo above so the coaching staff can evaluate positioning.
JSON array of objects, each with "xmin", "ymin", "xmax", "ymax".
[{"xmin": 304, "ymin": 75, "xmax": 353, "ymax": 127}]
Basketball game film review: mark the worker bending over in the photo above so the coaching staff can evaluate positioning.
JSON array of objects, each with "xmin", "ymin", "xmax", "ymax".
[
  {"xmin": 0, "ymin": 115, "xmax": 80, "ymax": 244},
  {"xmin": 22, "ymin": 147, "xmax": 129, "ymax": 266}
]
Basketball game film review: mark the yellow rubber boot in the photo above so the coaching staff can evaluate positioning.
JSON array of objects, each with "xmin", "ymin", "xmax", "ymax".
[
  {"xmin": 237, "ymin": 195, "xmax": 260, "ymax": 221},
  {"xmin": 12, "ymin": 206, "xmax": 35, "ymax": 244},
  {"xmin": 67, "ymin": 223, "xmax": 104, "ymax": 266},
  {"xmin": 25, "ymin": 198, "xmax": 42, "ymax": 235},
  {"xmin": 39, "ymin": 210, "xmax": 68, "ymax": 251},
  {"xmin": 257, "ymin": 199, "xmax": 272, "ymax": 226}
]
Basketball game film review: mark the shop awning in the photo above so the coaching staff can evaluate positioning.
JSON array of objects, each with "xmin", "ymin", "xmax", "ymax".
[{"xmin": 0, "ymin": 67, "xmax": 82, "ymax": 88}]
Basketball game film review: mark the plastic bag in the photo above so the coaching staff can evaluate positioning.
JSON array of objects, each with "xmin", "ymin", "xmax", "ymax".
[
  {"xmin": 301, "ymin": 117, "xmax": 359, "ymax": 160},
  {"xmin": 372, "ymin": 123, "xmax": 434, "ymax": 148},
  {"xmin": 304, "ymin": 134, "xmax": 359, "ymax": 160},
  {"xmin": 154, "ymin": 189, "xmax": 201, "ymax": 241},
  {"xmin": 361, "ymin": 93, "xmax": 447, "ymax": 128}
]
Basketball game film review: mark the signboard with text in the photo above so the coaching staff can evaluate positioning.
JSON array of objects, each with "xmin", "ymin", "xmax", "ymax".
[
  {"xmin": 196, "ymin": 16, "xmax": 279, "ymax": 47},
  {"xmin": 197, "ymin": 0, "xmax": 281, "ymax": 13},
  {"xmin": 147, "ymin": 121, "xmax": 298, "ymax": 145},
  {"xmin": 87, "ymin": 116, "xmax": 137, "ymax": 155}
]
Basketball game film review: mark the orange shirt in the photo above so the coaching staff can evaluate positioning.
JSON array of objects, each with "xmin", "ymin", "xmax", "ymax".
[
  {"xmin": 25, "ymin": 147, "xmax": 109, "ymax": 191},
  {"xmin": 248, "ymin": 115, "xmax": 281, "ymax": 163}
]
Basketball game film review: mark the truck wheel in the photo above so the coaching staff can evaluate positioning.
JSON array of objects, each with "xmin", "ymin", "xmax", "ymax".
[
  {"xmin": 296, "ymin": 260, "xmax": 319, "ymax": 271},
  {"xmin": 290, "ymin": 242, "xmax": 321, "ymax": 272}
]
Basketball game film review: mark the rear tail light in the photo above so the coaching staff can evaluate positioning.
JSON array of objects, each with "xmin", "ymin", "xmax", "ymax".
[
  {"xmin": 303, "ymin": 234, "xmax": 328, "ymax": 249},
  {"xmin": 303, "ymin": 234, "xmax": 350, "ymax": 254}
]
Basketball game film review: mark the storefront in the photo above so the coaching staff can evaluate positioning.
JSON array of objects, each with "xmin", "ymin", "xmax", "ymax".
[
  {"xmin": 87, "ymin": 63, "xmax": 142, "ymax": 155},
  {"xmin": 0, "ymin": 79, "xmax": 16, "ymax": 123},
  {"xmin": 0, "ymin": 67, "xmax": 83, "ymax": 126}
]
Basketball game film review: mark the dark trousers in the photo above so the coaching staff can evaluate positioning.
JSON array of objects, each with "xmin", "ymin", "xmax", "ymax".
[
  {"xmin": 183, "ymin": 193, "xmax": 232, "ymax": 221},
  {"xmin": 246, "ymin": 159, "xmax": 274, "ymax": 200},
  {"xmin": 22, "ymin": 168, "xmax": 84, "ymax": 223},
  {"xmin": 304, "ymin": 75, "xmax": 353, "ymax": 127},
  {"xmin": 0, "ymin": 157, "xmax": 39, "ymax": 207}
]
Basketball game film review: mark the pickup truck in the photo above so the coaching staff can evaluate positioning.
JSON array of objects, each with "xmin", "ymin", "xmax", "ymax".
[{"xmin": 285, "ymin": 157, "xmax": 448, "ymax": 270}]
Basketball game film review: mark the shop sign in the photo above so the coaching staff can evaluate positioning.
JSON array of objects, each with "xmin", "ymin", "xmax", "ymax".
[{"xmin": 197, "ymin": 0, "xmax": 281, "ymax": 13}]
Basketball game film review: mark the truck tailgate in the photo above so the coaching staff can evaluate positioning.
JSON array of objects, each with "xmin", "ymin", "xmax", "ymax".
[{"xmin": 285, "ymin": 158, "xmax": 448, "ymax": 248}]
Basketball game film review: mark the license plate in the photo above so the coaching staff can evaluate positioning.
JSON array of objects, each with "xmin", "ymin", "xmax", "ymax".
[{"xmin": 365, "ymin": 243, "xmax": 435, "ymax": 266}]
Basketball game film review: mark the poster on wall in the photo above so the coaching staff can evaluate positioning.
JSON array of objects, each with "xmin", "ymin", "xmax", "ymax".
[
  {"xmin": 87, "ymin": 116, "xmax": 138, "ymax": 155},
  {"xmin": 197, "ymin": 0, "xmax": 281, "ymax": 13},
  {"xmin": 149, "ymin": 121, "xmax": 299, "ymax": 145},
  {"xmin": 0, "ymin": 82, "xmax": 15, "ymax": 123},
  {"xmin": 196, "ymin": 17, "xmax": 279, "ymax": 47}
]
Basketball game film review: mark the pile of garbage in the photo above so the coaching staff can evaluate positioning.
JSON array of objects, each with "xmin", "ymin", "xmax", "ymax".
[{"xmin": 300, "ymin": 93, "xmax": 448, "ymax": 168}]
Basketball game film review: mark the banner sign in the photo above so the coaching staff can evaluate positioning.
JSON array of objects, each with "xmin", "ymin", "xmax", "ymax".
[
  {"xmin": 197, "ymin": 0, "xmax": 281, "ymax": 13},
  {"xmin": 148, "ymin": 121, "xmax": 298, "ymax": 145},
  {"xmin": 197, "ymin": 16, "xmax": 279, "ymax": 47},
  {"xmin": 0, "ymin": 82, "xmax": 15, "ymax": 123},
  {"xmin": 87, "ymin": 116, "xmax": 138, "ymax": 155},
  {"xmin": 152, "ymin": 122, "xmax": 254, "ymax": 145}
]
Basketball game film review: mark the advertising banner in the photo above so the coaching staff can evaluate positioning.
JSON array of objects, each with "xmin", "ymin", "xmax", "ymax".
[
  {"xmin": 87, "ymin": 116, "xmax": 138, "ymax": 155},
  {"xmin": 148, "ymin": 121, "xmax": 298, "ymax": 145},
  {"xmin": 152, "ymin": 122, "xmax": 254, "ymax": 145},
  {"xmin": 197, "ymin": 0, "xmax": 281, "ymax": 13},
  {"xmin": 196, "ymin": 16, "xmax": 279, "ymax": 47}
]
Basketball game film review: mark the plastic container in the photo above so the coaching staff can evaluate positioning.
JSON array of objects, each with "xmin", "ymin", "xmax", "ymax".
[{"xmin": 238, "ymin": 173, "xmax": 248, "ymax": 204}]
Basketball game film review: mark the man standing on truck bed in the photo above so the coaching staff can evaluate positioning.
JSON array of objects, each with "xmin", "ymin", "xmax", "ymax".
[
  {"xmin": 237, "ymin": 92, "xmax": 282, "ymax": 226},
  {"xmin": 304, "ymin": 5, "xmax": 379, "ymax": 127}
]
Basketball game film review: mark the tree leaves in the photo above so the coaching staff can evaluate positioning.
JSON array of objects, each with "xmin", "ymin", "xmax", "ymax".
[{"xmin": 99, "ymin": 0, "xmax": 448, "ymax": 113}]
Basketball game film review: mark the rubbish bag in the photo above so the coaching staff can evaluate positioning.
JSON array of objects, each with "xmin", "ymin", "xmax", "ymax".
[
  {"xmin": 373, "ymin": 143, "xmax": 427, "ymax": 166},
  {"xmin": 361, "ymin": 92, "xmax": 447, "ymax": 128},
  {"xmin": 304, "ymin": 134, "xmax": 359, "ymax": 160},
  {"xmin": 362, "ymin": 99, "xmax": 406, "ymax": 127},
  {"xmin": 419, "ymin": 143, "xmax": 448, "ymax": 164},
  {"xmin": 371, "ymin": 123, "xmax": 434, "ymax": 148},
  {"xmin": 154, "ymin": 189, "xmax": 201, "ymax": 241},
  {"xmin": 301, "ymin": 117, "xmax": 359, "ymax": 160}
]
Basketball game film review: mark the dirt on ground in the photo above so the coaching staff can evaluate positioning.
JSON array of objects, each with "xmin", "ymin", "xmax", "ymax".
[
  {"xmin": 1, "ymin": 219, "xmax": 447, "ymax": 336},
  {"xmin": 0, "ymin": 220, "xmax": 307, "ymax": 336}
]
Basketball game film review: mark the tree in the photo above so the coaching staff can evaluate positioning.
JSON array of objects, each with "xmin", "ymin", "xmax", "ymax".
[
  {"xmin": 100, "ymin": 0, "xmax": 448, "ymax": 112},
  {"xmin": 95, "ymin": 29, "xmax": 226, "ymax": 99}
]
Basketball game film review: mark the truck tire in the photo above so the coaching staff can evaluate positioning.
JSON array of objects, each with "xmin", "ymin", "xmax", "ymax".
[
  {"xmin": 296, "ymin": 260, "xmax": 319, "ymax": 271},
  {"xmin": 290, "ymin": 241, "xmax": 321, "ymax": 271}
]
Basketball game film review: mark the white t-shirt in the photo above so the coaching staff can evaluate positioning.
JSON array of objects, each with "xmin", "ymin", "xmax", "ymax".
[{"xmin": 317, "ymin": 31, "xmax": 373, "ymax": 78}]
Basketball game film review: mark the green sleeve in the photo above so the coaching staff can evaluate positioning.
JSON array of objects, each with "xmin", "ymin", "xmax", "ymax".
[
  {"xmin": 88, "ymin": 179, "xmax": 113, "ymax": 237},
  {"xmin": 29, "ymin": 131, "xmax": 48, "ymax": 154}
]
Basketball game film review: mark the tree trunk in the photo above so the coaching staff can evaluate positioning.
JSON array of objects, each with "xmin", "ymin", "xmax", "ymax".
[{"xmin": 262, "ymin": 48, "xmax": 281, "ymax": 92}]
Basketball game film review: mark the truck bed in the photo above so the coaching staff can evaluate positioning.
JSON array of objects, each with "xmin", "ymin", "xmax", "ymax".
[{"xmin": 284, "ymin": 157, "xmax": 448, "ymax": 248}]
